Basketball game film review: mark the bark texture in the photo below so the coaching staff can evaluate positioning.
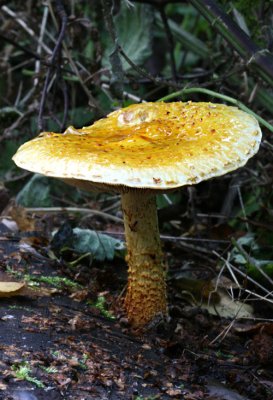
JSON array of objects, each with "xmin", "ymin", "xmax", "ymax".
[{"xmin": 121, "ymin": 191, "xmax": 167, "ymax": 327}]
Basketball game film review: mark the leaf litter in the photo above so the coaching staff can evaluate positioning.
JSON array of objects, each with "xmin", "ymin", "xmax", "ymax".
[{"xmin": 0, "ymin": 205, "xmax": 273, "ymax": 400}]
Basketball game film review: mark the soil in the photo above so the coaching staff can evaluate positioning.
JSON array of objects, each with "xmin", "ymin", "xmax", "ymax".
[{"xmin": 0, "ymin": 215, "xmax": 273, "ymax": 400}]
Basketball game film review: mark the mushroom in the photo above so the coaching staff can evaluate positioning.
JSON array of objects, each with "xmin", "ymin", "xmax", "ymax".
[{"xmin": 12, "ymin": 102, "xmax": 262, "ymax": 328}]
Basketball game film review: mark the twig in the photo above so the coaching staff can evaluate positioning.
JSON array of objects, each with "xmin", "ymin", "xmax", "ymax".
[
  {"xmin": 218, "ymin": 176, "xmax": 240, "ymax": 224},
  {"xmin": 34, "ymin": 4, "xmax": 49, "ymax": 86},
  {"xmin": 101, "ymin": 83, "xmax": 146, "ymax": 103},
  {"xmin": 1, "ymin": 108, "xmax": 36, "ymax": 142},
  {"xmin": 24, "ymin": 207, "xmax": 124, "ymax": 224},
  {"xmin": 38, "ymin": 0, "xmax": 68, "ymax": 131},
  {"xmin": 231, "ymin": 238, "xmax": 273, "ymax": 287},
  {"xmin": 64, "ymin": 53, "xmax": 103, "ymax": 116},
  {"xmin": 132, "ymin": 0, "xmax": 182, "ymax": 5},
  {"xmin": 235, "ymin": 185, "xmax": 250, "ymax": 232},
  {"xmin": 213, "ymin": 251, "xmax": 273, "ymax": 303},
  {"xmin": 155, "ymin": 13, "xmax": 210, "ymax": 60},
  {"xmin": 0, "ymin": 32, "xmax": 72, "ymax": 74},
  {"xmin": 100, "ymin": 0, "xmax": 124, "ymax": 99},
  {"xmin": 1, "ymin": 5, "xmax": 51, "ymax": 54},
  {"xmin": 43, "ymin": 10, "xmax": 103, "ymax": 116},
  {"xmin": 97, "ymin": 230, "xmax": 229, "ymax": 244},
  {"xmin": 209, "ymin": 319, "xmax": 236, "ymax": 345},
  {"xmin": 157, "ymin": 5, "xmax": 177, "ymax": 80},
  {"xmin": 119, "ymin": 46, "xmax": 182, "ymax": 91}
]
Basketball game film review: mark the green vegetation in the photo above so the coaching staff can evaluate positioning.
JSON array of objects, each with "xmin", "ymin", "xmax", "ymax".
[
  {"xmin": 89, "ymin": 295, "xmax": 115, "ymax": 320},
  {"xmin": 6, "ymin": 265, "xmax": 81, "ymax": 290},
  {"xmin": 77, "ymin": 353, "xmax": 89, "ymax": 370},
  {"xmin": 30, "ymin": 275, "xmax": 81, "ymax": 289},
  {"xmin": 40, "ymin": 366, "xmax": 58, "ymax": 374},
  {"xmin": 8, "ymin": 305, "xmax": 33, "ymax": 312},
  {"xmin": 11, "ymin": 361, "xmax": 45, "ymax": 388}
]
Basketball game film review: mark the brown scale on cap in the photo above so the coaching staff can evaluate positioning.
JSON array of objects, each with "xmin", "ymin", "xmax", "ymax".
[{"xmin": 13, "ymin": 101, "xmax": 262, "ymax": 328}]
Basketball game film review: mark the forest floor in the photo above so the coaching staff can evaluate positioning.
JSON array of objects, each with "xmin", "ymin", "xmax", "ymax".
[{"xmin": 0, "ymin": 208, "xmax": 273, "ymax": 400}]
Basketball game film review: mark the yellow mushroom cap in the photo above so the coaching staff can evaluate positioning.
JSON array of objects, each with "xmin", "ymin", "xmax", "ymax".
[{"xmin": 13, "ymin": 102, "xmax": 262, "ymax": 191}]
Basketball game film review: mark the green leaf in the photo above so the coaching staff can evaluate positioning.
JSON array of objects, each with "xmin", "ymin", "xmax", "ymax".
[
  {"xmin": 155, "ymin": 14, "xmax": 209, "ymax": 59},
  {"xmin": 103, "ymin": 3, "xmax": 153, "ymax": 72},
  {"xmin": 16, "ymin": 174, "xmax": 83, "ymax": 207},
  {"xmin": 16, "ymin": 174, "xmax": 52, "ymax": 207},
  {"xmin": 246, "ymin": 263, "xmax": 273, "ymax": 281},
  {"xmin": 230, "ymin": 234, "xmax": 273, "ymax": 283},
  {"xmin": 236, "ymin": 233, "xmax": 257, "ymax": 248},
  {"xmin": 156, "ymin": 192, "xmax": 182, "ymax": 209},
  {"xmin": 0, "ymin": 141, "xmax": 19, "ymax": 179},
  {"xmin": 232, "ymin": 253, "xmax": 248, "ymax": 264},
  {"xmin": 72, "ymin": 228, "xmax": 124, "ymax": 261}
]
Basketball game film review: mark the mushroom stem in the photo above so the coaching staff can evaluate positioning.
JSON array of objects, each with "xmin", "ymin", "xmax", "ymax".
[{"xmin": 121, "ymin": 191, "xmax": 167, "ymax": 327}]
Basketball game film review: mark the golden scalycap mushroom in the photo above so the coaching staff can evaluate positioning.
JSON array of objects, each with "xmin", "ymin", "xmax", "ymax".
[
  {"xmin": 13, "ymin": 102, "xmax": 261, "ymax": 191},
  {"xmin": 12, "ymin": 101, "xmax": 263, "ymax": 328}
]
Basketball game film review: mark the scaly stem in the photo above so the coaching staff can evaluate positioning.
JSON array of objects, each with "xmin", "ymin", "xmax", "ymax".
[{"xmin": 121, "ymin": 191, "xmax": 167, "ymax": 327}]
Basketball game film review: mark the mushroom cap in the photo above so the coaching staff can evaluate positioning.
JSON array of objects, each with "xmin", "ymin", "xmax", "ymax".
[{"xmin": 13, "ymin": 102, "xmax": 262, "ymax": 191}]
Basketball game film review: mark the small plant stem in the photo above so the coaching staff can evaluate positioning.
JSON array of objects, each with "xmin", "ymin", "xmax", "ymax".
[
  {"xmin": 159, "ymin": 87, "xmax": 273, "ymax": 133},
  {"xmin": 121, "ymin": 192, "xmax": 167, "ymax": 327}
]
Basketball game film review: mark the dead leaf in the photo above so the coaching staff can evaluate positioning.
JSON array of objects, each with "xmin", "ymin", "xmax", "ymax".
[
  {"xmin": 0, "ymin": 281, "xmax": 25, "ymax": 297},
  {"xmin": 201, "ymin": 289, "xmax": 253, "ymax": 319},
  {"xmin": 1, "ymin": 315, "xmax": 15, "ymax": 321},
  {"xmin": 172, "ymin": 277, "xmax": 220, "ymax": 303},
  {"xmin": 1, "ymin": 218, "xmax": 18, "ymax": 232},
  {"xmin": 0, "ymin": 276, "xmax": 56, "ymax": 299},
  {"xmin": 70, "ymin": 289, "xmax": 89, "ymax": 301},
  {"xmin": 7, "ymin": 203, "xmax": 36, "ymax": 232},
  {"xmin": 173, "ymin": 276, "xmax": 253, "ymax": 319},
  {"xmin": 166, "ymin": 388, "xmax": 183, "ymax": 396},
  {"xmin": 234, "ymin": 322, "xmax": 273, "ymax": 335},
  {"xmin": 207, "ymin": 382, "xmax": 248, "ymax": 400},
  {"xmin": 0, "ymin": 382, "xmax": 7, "ymax": 391}
]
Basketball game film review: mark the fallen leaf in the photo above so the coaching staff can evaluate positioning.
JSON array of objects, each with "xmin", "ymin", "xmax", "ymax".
[
  {"xmin": 207, "ymin": 381, "xmax": 250, "ymax": 400},
  {"xmin": 0, "ymin": 281, "xmax": 25, "ymax": 297},
  {"xmin": 172, "ymin": 277, "xmax": 220, "ymax": 303},
  {"xmin": 234, "ymin": 322, "xmax": 273, "ymax": 335},
  {"xmin": 70, "ymin": 289, "xmax": 89, "ymax": 301},
  {"xmin": 1, "ymin": 314, "xmax": 15, "ymax": 321},
  {"xmin": 0, "ymin": 382, "xmax": 7, "ymax": 391},
  {"xmin": 166, "ymin": 388, "xmax": 183, "ymax": 396},
  {"xmin": 6, "ymin": 202, "xmax": 37, "ymax": 232},
  {"xmin": 1, "ymin": 218, "xmax": 18, "ymax": 232},
  {"xmin": 201, "ymin": 289, "xmax": 253, "ymax": 319}
]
